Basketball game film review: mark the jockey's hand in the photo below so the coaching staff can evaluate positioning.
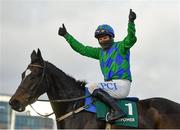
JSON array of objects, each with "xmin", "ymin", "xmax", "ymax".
[
  {"xmin": 129, "ymin": 9, "xmax": 136, "ymax": 23},
  {"xmin": 58, "ymin": 24, "xmax": 67, "ymax": 36}
]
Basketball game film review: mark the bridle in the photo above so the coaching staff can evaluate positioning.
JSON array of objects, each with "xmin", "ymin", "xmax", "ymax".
[
  {"xmin": 27, "ymin": 61, "xmax": 112, "ymax": 128},
  {"xmin": 27, "ymin": 61, "xmax": 91, "ymax": 118}
]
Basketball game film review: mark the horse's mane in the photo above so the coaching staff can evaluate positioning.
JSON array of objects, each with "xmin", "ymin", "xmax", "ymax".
[{"xmin": 45, "ymin": 61, "xmax": 86, "ymax": 95}]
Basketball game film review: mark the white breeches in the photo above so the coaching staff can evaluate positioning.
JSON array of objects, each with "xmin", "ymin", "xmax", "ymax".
[{"xmin": 85, "ymin": 79, "xmax": 131, "ymax": 99}]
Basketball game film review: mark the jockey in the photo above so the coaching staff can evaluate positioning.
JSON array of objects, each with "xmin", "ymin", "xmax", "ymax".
[{"xmin": 58, "ymin": 9, "xmax": 137, "ymax": 122}]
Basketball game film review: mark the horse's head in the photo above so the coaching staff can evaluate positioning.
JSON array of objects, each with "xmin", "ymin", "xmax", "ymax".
[{"xmin": 9, "ymin": 49, "xmax": 47, "ymax": 112}]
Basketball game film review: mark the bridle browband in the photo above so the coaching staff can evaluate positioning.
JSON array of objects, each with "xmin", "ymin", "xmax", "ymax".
[
  {"xmin": 28, "ymin": 61, "xmax": 91, "ymax": 117},
  {"xmin": 28, "ymin": 64, "xmax": 44, "ymax": 68}
]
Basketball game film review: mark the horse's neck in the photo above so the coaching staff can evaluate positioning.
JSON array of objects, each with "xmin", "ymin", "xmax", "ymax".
[
  {"xmin": 45, "ymin": 62, "xmax": 85, "ymax": 117},
  {"xmin": 46, "ymin": 62, "xmax": 84, "ymax": 99}
]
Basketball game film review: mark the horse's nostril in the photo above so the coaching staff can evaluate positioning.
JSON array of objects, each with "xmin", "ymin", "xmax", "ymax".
[{"xmin": 10, "ymin": 99, "xmax": 21, "ymax": 107}]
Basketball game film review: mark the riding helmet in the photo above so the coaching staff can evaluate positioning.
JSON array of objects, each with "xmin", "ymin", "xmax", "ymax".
[{"xmin": 95, "ymin": 24, "xmax": 115, "ymax": 38}]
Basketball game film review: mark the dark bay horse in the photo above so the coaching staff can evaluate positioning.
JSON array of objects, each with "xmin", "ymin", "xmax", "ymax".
[{"xmin": 9, "ymin": 49, "xmax": 180, "ymax": 129}]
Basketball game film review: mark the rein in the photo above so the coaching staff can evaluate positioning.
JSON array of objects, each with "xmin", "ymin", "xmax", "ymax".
[
  {"xmin": 30, "ymin": 104, "xmax": 54, "ymax": 117},
  {"xmin": 31, "ymin": 95, "xmax": 91, "ymax": 118},
  {"xmin": 37, "ymin": 95, "xmax": 91, "ymax": 103},
  {"xmin": 28, "ymin": 61, "xmax": 91, "ymax": 119}
]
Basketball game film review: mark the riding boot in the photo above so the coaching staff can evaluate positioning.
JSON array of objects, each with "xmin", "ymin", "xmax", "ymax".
[{"xmin": 92, "ymin": 89, "xmax": 126, "ymax": 122}]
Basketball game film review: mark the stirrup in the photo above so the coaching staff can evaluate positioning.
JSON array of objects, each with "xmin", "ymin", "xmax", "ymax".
[
  {"xmin": 105, "ymin": 111, "xmax": 126, "ymax": 122},
  {"xmin": 105, "ymin": 112, "xmax": 110, "ymax": 122}
]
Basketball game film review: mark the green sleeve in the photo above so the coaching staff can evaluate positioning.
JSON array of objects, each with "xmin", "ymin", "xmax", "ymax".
[
  {"xmin": 63, "ymin": 33, "xmax": 100, "ymax": 59},
  {"xmin": 120, "ymin": 22, "xmax": 137, "ymax": 50}
]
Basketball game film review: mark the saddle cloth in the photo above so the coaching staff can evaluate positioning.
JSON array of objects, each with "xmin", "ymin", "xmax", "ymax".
[{"xmin": 84, "ymin": 88, "xmax": 139, "ymax": 127}]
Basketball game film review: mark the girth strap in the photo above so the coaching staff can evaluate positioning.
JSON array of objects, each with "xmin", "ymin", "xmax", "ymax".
[{"xmin": 57, "ymin": 105, "xmax": 89, "ymax": 122}]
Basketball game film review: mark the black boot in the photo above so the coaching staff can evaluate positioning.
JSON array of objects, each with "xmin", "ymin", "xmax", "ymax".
[{"xmin": 92, "ymin": 89, "xmax": 126, "ymax": 122}]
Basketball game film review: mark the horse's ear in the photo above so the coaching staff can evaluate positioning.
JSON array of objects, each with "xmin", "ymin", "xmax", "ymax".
[
  {"xmin": 31, "ymin": 50, "xmax": 37, "ymax": 60},
  {"xmin": 37, "ymin": 48, "xmax": 41, "ymax": 57},
  {"xmin": 37, "ymin": 48, "xmax": 43, "ymax": 61}
]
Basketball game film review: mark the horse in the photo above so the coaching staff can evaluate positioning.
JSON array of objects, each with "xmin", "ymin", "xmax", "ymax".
[{"xmin": 9, "ymin": 49, "xmax": 180, "ymax": 129}]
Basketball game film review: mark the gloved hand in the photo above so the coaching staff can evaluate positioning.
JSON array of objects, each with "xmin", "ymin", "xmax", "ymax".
[
  {"xmin": 129, "ymin": 9, "xmax": 136, "ymax": 23},
  {"xmin": 58, "ymin": 24, "xmax": 67, "ymax": 36}
]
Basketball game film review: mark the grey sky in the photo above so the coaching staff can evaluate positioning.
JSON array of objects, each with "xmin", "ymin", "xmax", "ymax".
[{"xmin": 0, "ymin": 0, "xmax": 180, "ymax": 102}]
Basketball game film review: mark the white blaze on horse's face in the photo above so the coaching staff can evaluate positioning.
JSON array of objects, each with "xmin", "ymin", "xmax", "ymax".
[{"xmin": 24, "ymin": 69, "xmax": 32, "ymax": 79}]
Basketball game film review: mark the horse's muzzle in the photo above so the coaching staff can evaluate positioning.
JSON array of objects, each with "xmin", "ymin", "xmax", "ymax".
[{"xmin": 9, "ymin": 99, "xmax": 25, "ymax": 112}]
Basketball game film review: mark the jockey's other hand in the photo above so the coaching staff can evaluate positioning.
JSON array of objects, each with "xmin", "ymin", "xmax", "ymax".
[
  {"xmin": 58, "ymin": 24, "xmax": 67, "ymax": 36},
  {"xmin": 129, "ymin": 9, "xmax": 136, "ymax": 23}
]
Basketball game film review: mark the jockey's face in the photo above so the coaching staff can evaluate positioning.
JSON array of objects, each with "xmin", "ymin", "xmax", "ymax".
[
  {"xmin": 98, "ymin": 35, "xmax": 111, "ymax": 44},
  {"xmin": 98, "ymin": 35, "xmax": 113, "ymax": 50}
]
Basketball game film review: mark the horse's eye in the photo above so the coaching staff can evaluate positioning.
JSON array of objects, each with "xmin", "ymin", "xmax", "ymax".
[{"xmin": 29, "ymin": 76, "xmax": 35, "ymax": 80}]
